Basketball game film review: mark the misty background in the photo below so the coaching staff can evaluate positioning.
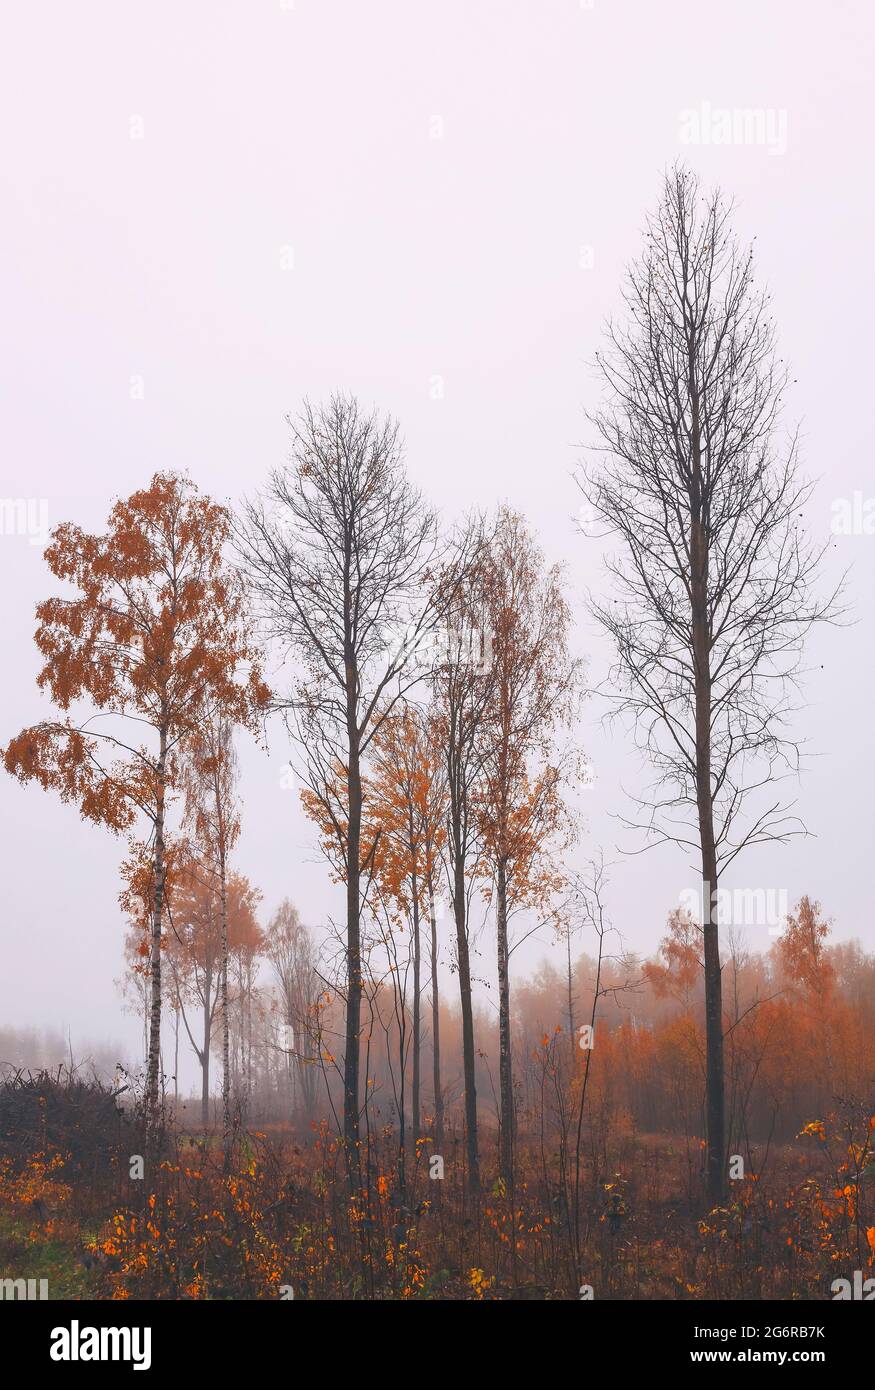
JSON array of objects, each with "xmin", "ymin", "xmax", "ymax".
[{"xmin": 0, "ymin": 0, "xmax": 871, "ymax": 1091}]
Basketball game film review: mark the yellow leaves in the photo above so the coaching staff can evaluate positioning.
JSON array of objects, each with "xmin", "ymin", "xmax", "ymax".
[
  {"xmin": 866, "ymin": 1227, "xmax": 875, "ymax": 1262},
  {"xmin": 0, "ymin": 1148, "xmax": 72, "ymax": 1214},
  {"xmin": 468, "ymin": 1267, "xmax": 491, "ymax": 1298},
  {"xmin": 829, "ymin": 1183, "xmax": 859, "ymax": 1219}
]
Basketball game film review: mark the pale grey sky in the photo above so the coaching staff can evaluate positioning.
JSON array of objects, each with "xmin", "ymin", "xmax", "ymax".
[{"xmin": 1, "ymin": 0, "xmax": 872, "ymax": 1077}]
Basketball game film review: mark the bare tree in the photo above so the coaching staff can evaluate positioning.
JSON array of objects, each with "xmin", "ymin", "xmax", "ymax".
[
  {"xmin": 238, "ymin": 394, "xmax": 474, "ymax": 1171},
  {"xmin": 580, "ymin": 166, "xmax": 842, "ymax": 1203}
]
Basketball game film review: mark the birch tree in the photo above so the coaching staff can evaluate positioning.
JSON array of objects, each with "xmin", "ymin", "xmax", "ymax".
[
  {"xmin": 180, "ymin": 717, "xmax": 244, "ymax": 1165},
  {"xmin": 264, "ymin": 899, "xmax": 320, "ymax": 1122},
  {"xmin": 475, "ymin": 507, "xmax": 580, "ymax": 1184},
  {"xmin": 3, "ymin": 474, "xmax": 267, "ymax": 1123}
]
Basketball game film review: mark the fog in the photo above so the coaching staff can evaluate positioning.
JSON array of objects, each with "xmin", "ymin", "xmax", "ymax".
[{"xmin": 1, "ymin": 0, "xmax": 871, "ymax": 1089}]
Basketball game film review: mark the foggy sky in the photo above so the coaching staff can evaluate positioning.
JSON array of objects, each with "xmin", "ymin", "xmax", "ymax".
[{"xmin": 1, "ymin": 0, "xmax": 872, "ymax": 1083}]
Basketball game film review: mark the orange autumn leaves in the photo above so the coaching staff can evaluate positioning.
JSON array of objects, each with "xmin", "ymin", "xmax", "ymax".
[
  {"xmin": 471, "ymin": 508, "xmax": 580, "ymax": 918},
  {"xmin": 1, "ymin": 473, "xmax": 270, "ymax": 1111},
  {"xmin": 300, "ymin": 707, "xmax": 445, "ymax": 926},
  {"xmin": 3, "ymin": 472, "xmax": 269, "ymax": 829}
]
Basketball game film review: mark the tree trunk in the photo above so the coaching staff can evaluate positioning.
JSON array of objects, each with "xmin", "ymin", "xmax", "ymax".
[
  {"xmin": 429, "ymin": 886, "xmax": 444, "ymax": 1148},
  {"xmin": 219, "ymin": 852, "xmax": 232, "ymax": 1172},
  {"xmin": 201, "ymin": 962, "xmax": 212, "ymax": 1129},
  {"xmin": 411, "ymin": 869, "xmax": 421, "ymax": 1142},
  {"xmin": 344, "ymin": 725, "xmax": 363, "ymax": 1172},
  {"xmin": 286, "ymin": 1009, "xmax": 296, "ymax": 1118},
  {"xmin": 243, "ymin": 961, "xmax": 250, "ymax": 1100},
  {"xmin": 496, "ymin": 857, "xmax": 514, "ymax": 1183},
  {"xmin": 690, "ymin": 434, "xmax": 725, "ymax": 1205},
  {"xmin": 452, "ymin": 853, "xmax": 479, "ymax": 1193},
  {"xmin": 146, "ymin": 719, "xmax": 169, "ymax": 1123},
  {"xmin": 566, "ymin": 926, "xmax": 575, "ymax": 1041}
]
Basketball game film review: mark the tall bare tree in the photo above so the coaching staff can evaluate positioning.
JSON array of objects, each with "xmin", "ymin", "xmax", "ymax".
[
  {"xmin": 581, "ymin": 167, "xmax": 842, "ymax": 1203},
  {"xmin": 238, "ymin": 394, "xmax": 474, "ymax": 1170}
]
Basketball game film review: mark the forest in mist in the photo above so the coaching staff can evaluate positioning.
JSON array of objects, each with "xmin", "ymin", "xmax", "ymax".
[{"xmin": 1, "ymin": 164, "xmax": 872, "ymax": 1308}]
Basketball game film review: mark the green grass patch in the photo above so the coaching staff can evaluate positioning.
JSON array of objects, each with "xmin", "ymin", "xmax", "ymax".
[{"xmin": 0, "ymin": 1209, "xmax": 101, "ymax": 1300}]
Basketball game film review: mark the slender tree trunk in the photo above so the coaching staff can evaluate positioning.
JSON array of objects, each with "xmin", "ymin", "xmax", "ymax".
[
  {"xmin": 429, "ymin": 886, "xmax": 443, "ymax": 1148},
  {"xmin": 237, "ymin": 974, "xmax": 244, "ymax": 1095},
  {"xmin": 411, "ymin": 869, "xmax": 421, "ymax": 1141},
  {"xmin": 201, "ymin": 963, "xmax": 212, "ymax": 1129},
  {"xmin": 290, "ymin": 1006, "xmax": 300, "ymax": 1112},
  {"xmin": 452, "ymin": 852, "xmax": 479, "ymax": 1193},
  {"xmin": 219, "ymin": 852, "xmax": 232, "ymax": 1172},
  {"xmin": 566, "ymin": 926, "xmax": 575, "ymax": 1041},
  {"xmin": 573, "ymin": 906, "xmax": 604, "ymax": 1277},
  {"xmin": 344, "ymin": 720, "xmax": 363, "ymax": 1172},
  {"xmin": 397, "ymin": 1004, "xmax": 407, "ymax": 1196},
  {"xmin": 146, "ymin": 719, "xmax": 169, "ymax": 1123},
  {"xmin": 690, "ymin": 419, "xmax": 725, "ymax": 1205},
  {"xmin": 496, "ymin": 857, "xmax": 514, "ymax": 1182},
  {"xmin": 246, "ymin": 961, "xmax": 253, "ymax": 1100}
]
